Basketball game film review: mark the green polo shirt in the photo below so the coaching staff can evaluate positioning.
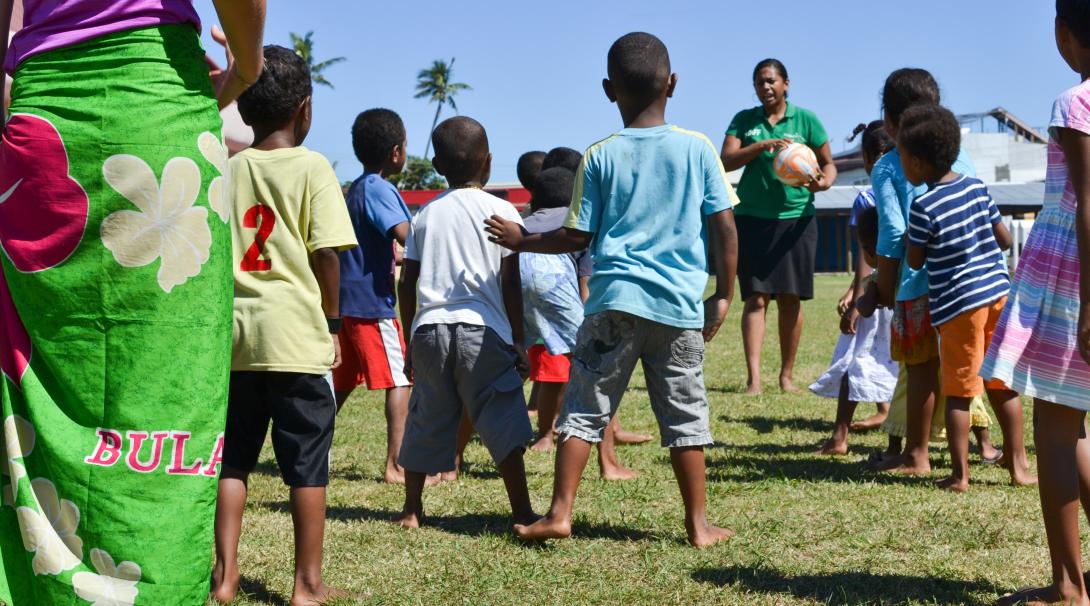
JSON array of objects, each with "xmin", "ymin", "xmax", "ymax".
[{"xmin": 726, "ymin": 102, "xmax": 828, "ymax": 219}]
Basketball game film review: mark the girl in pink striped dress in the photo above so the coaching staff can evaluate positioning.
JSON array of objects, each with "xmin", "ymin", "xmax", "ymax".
[{"xmin": 986, "ymin": 2, "xmax": 1090, "ymax": 603}]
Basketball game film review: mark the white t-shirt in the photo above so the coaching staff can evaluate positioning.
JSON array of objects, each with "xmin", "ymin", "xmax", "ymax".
[{"xmin": 404, "ymin": 188, "xmax": 524, "ymax": 344}]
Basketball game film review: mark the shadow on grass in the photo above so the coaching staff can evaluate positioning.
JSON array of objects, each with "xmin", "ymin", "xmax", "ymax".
[
  {"xmin": 705, "ymin": 453, "xmax": 923, "ymax": 486},
  {"xmin": 727, "ymin": 414, "xmax": 831, "ymax": 434},
  {"xmin": 235, "ymin": 575, "xmax": 290, "ymax": 606},
  {"xmin": 257, "ymin": 502, "xmax": 650, "ymax": 541},
  {"xmin": 691, "ymin": 564, "xmax": 1005, "ymax": 606}
]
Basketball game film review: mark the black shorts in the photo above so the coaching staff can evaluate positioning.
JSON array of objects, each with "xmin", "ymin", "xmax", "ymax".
[
  {"xmin": 736, "ymin": 214, "xmax": 817, "ymax": 301},
  {"xmin": 223, "ymin": 371, "xmax": 337, "ymax": 487}
]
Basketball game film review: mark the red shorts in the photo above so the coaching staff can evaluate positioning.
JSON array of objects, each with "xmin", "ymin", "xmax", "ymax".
[
  {"xmin": 528, "ymin": 345, "xmax": 571, "ymax": 383},
  {"xmin": 333, "ymin": 317, "xmax": 411, "ymax": 392}
]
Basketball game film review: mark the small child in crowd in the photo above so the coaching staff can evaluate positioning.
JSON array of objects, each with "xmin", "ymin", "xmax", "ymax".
[
  {"xmin": 989, "ymin": 2, "xmax": 1090, "ymax": 601},
  {"xmin": 521, "ymin": 166, "xmax": 638, "ymax": 480},
  {"xmin": 902, "ymin": 103, "xmax": 1034, "ymax": 492},
  {"xmin": 486, "ymin": 32, "xmax": 739, "ymax": 547},
  {"xmin": 213, "ymin": 46, "xmax": 357, "ymax": 606},
  {"xmin": 811, "ymin": 121, "xmax": 898, "ymax": 455},
  {"xmin": 541, "ymin": 146, "xmax": 582, "ymax": 172},
  {"xmin": 334, "ymin": 108, "xmax": 414, "ymax": 484},
  {"xmin": 395, "ymin": 116, "xmax": 538, "ymax": 529},
  {"xmin": 517, "ymin": 150, "xmax": 546, "ymax": 192}
]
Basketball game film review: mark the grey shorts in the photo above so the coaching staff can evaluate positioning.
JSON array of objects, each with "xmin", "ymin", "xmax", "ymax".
[
  {"xmin": 398, "ymin": 323, "xmax": 533, "ymax": 474},
  {"xmin": 556, "ymin": 311, "xmax": 712, "ymax": 448}
]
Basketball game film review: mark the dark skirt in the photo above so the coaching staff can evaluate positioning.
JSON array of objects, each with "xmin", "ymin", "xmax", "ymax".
[{"xmin": 736, "ymin": 214, "xmax": 817, "ymax": 301}]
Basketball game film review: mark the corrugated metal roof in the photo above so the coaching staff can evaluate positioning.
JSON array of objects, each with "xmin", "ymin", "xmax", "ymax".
[{"xmin": 811, "ymin": 182, "xmax": 1045, "ymax": 211}]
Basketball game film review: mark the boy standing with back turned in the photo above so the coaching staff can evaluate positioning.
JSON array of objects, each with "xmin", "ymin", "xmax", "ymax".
[
  {"xmin": 212, "ymin": 46, "xmax": 358, "ymax": 605},
  {"xmin": 486, "ymin": 32, "xmax": 740, "ymax": 547}
]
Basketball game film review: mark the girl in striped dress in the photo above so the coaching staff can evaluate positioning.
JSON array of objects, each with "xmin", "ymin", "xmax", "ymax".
[{"xmin": 986, "ymin": 1, "xmax": 1090, "ymax": 602}]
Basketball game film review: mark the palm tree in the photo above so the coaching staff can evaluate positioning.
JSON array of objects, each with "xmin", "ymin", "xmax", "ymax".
[
  {"xmin": 415, "ymin": 58, "xmax": 472, "ymax": 158},
  {"xmin": 290, "ymin": 31, "xmax": 346, "ymax": 89}
]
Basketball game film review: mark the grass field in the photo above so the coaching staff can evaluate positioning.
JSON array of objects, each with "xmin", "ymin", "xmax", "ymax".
[{"xmin": 225, "ymin": 274, "xmax": 1052, "ymax": 606}]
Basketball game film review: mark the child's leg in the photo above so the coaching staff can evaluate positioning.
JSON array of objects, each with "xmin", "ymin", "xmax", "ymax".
[
  {"xmin": 1001, "ymin": 400, "xmax": 1090, "ymax": 606},
  {"xmin": 496, "ymin": 448, "xmax": 537, "ymax": 525},
  {"xmin": 741, "ymin": 294, "xmax": 769, "ymax": 395},
  {"xmin": 612, "ymin": 417, "xmax": 653, "ymax": 445},
  {"xmin": 441, "ymin": 408, "xmax": 474, "ymax": 482},
  {"xmin": 287, "ymin": 486, "xmax": 352, "ymax": 606},
  {"xmin": 211, "ymin": 467, "xmax": 248, "ymax": 604},
  {"xmin": 530, "ymin": 381, "xmax": 563, "ymax": 452},
  {"xmin": 599, "ymin": 416, "xmax": 638, "ymax": 480},
  {"xmin": 383, "ymin": 386, "xmax": 410, "ymax": 483},
  {"xmin": 776, "ymin": 294, "xmax": 804, "ymax": 393},
  {"xmin": 516, "ymin": 436, "xmax": 593, "ymax": 540},
  {"xmin": 818, "ymin": 375, "xmax": 857, "ymax": 456},
  {"xmin": 971, "ymin": 425, "xmax": 1000, "ymax": 461},
  {"xmin": 938, "ymin": 396, "xmax": 971, "ymax": 492},
  {"xmin": 396, "ymin": 471, "xmax": 428, "ymax": 529},
  {"xmin": 671, "ymin": 446, "xmax": 733, "ymax": 547},
  {"xmin": 987, "ymin": 387, "xmax": 1036, "ymax": 485},
  {"xmin": 877, "ymin": 357, "xmax": 937, "ymax": 474},
  {"xmin": 851, "ymin": 401, "xmax": 890, "ymax": 431}
]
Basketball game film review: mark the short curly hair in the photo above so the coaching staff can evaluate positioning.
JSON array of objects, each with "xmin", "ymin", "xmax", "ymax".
[
  {"xmin": 532, "ymin": 167, "xmax": 575, "ymax": 210},
  {"xmin": 1058, "ymin": 0, "xmax": 1090, "ymax": 48},
  {"xmin": 542, "ymin": 147, "xmax": 582, "ymax": 172},
  {"xmin": 352, "ymin": 109, "xmax": 406, "ymax": 167},
  {"xmin": 897, "ymin": 104, "xmax": 961, "ymax": 175},
  {"xmin": 237, "ymin": 45, "xmax": 313, "ymax": 130},
  {"xmin": 882, "ymin": 68, "xmax": 940, "ymax": 126}
]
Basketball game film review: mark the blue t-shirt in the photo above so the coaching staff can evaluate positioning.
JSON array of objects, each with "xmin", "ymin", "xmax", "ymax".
[
  {"xmin": 907, "ymin": 175, "xmax": 1010, "ymax": 326},
  {"xmin": 873, "ymin": 148, "xmax": 976, "ymax": 301},
  {"xmin": 849, "ymin": 188, "xmax": 876, "ymax": 227},
  {"xmin": 339, "ymin": 173, "xmax": 412, "ymax": 319},
  {"xmin": 563, "ymin": 124, "xmax": 738, "ymax": 329}
]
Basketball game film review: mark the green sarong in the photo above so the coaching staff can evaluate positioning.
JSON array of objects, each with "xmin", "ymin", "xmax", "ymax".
[{"xmin": 0, "ymin": 25, "xmax": 230, "ymax": 605}]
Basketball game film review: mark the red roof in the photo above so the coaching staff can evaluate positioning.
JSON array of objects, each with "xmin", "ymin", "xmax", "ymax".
[{"xmin": 400, "ymin": 186, "xmax": 531, "ymax": 211}]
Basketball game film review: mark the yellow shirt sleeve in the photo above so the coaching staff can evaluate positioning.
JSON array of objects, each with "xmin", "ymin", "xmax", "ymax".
[{"xmin": 305, "ymin": 152, "xmax": 358, "ymax": 252}]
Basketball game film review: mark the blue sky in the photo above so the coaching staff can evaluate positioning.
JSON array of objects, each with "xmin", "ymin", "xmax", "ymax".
[{"xmin": 194, "ymin": 0, "xmax": 1074, "ymax": 184}]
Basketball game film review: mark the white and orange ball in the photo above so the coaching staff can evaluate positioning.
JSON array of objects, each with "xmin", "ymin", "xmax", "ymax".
[{"xmin": 773, "ymin": 143, "xmax": 820, "ymax": 187}]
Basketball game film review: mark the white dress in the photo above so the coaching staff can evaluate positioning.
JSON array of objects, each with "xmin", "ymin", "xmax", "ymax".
[{"xmin": 810, "ymin": 307, "xmax": 898, "ymax": 403}]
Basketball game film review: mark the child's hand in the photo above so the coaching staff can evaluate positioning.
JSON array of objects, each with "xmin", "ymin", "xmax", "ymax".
[
  {"xmin": 837, "ymin": 291, "xmax": 854, "ymax": 316},
  {"xmin": 484, "ymin": 215, "xmax": 526, "ymax": 251},
  {"xmin": 330, "ymin": 333, "xmax": 342, "ymax": 370},
  {"xmin": 1079, "ymin": 303, "xmax": 1090, "ymax": 366},
  {"xmin": 806, "ymin": 171, "xmax": 828, "ymax": 193},
  {"xmin": 840, "ymin": 306, "xmax": 860, "ymax": 335},
  {"xmin": 513, "ymin": 343, "xmax": 531, "ymax": 381},
  {"xmin": 856, "ymin": 285, "xmax": 879, "ymax": 318},
  {"xmin": 702, "ymin": 295, "xmax": 731, "ymax": 342}
]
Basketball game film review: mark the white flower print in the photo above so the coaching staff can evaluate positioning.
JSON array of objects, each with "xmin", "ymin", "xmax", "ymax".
[
  {"xmin": 198, "ymin": 131, "xmax": 229, "ymax": 222},
  {"xmin": 2, "ymin": 414, "xmax": 34, "ymax": 506},
  {"xmin": 15, "ymin": 477, "xmax": 82, "ymax": 575},
  {"xmin": 73, "ymin": 548, "xmax": 141, "ymax": 606},
  {"xmin": 100, "ymin": 155, "xmax": 212, "ymax": 293}
]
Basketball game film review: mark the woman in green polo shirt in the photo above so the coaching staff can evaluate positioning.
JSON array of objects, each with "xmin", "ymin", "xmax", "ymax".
[{"xmin": 721, "ymin": 58, "xmax": 837, "ymax": 395}]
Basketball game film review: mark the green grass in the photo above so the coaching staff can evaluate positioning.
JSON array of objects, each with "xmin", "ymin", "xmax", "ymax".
[{"xmin": 226, "ymin": 275, "xmax": 1051, "ymax": 606}]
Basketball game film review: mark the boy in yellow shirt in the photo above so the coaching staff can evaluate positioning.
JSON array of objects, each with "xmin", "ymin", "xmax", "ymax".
[{"xmin": 211, "ymin": 46, "xmax": 358, "ymax": 606}]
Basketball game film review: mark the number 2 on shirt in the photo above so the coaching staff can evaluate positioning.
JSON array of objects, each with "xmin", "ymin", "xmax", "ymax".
[{"xmin": 240, "ymin": 204, "xmax": 275, "ymax": 272}]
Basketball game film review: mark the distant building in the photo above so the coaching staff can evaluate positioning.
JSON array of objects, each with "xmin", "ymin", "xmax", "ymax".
[{"xmin": 834, "ymin": 107, "xmax": 1047, "ymax": 186}]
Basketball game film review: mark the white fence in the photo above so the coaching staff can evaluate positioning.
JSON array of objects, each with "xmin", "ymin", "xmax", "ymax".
[{"xmin": 1004, "ymin": 218, "xmax": 1035, "ymax": 269}]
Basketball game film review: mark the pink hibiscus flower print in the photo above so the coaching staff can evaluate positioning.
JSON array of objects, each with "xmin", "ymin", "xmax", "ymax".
[{"xmin": 0, "ymin": 113, "xmax": 89, "ymax": 273}]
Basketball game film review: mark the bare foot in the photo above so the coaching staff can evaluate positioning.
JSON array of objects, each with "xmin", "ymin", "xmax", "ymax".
[
  {"xmin": 291, "ymin": 583, "xmax": 359, "ymax": 606},
  {"xmin": 779, "ymin": 375, "xmax": 799, "ymax": 393},
  {"xmin": 979, "ymin": 444, "xmax": 1002, "ymax": 462},
  {"xmin": 687, "ymin": 521, "xmax": 735, "ymax": 548},
  {"xmin": 815, "ymin": 439, "xmax": 848, "ymax": 456},
  {"xmin": 601, "ymin": 464, "xmax": 639, "ymax": 481},
  {"xmin": 1009, "ymin": 470, "xmax": 1038, "ymax": 488},
  {"xmin": 383, "ymin": 466, "xmax": 405, "ymax": 484},
  {"xmin": 209, "ymin": 561, "xmax": 239, "ymax": 604},
  {"xmin": 514, "ymin": 511, "xmax": 543, "ymax": 528},
  {"xmin": 530, "ymin": 435, "xmax": 555, "ymax": 453},
  {"xmin": 439, "ymin": 470, "xmax": 458, "ymax": 482},
  {"xmin": 996, "ymin": 585, "xmax": 1090, "ymax": 606},
  {"xmin": 614, "ymin": 429, "xmax": 653, "ymax": 445},
  {"xmin": 850, "ymin": 412, "xmax": 889, "ymax": 432},
  {"xmin": 394, "ymin": 509, "xmax": 423, "ymax": 529},
  {"xmin": 514, "ymin": 514, "xmax": 572, "ymax": 541},
  {"xmin": 744, "ymin": 381, "xmax": 762, "ymax": 396},
  {"xmin": 935, "ymin": 475, "xmax": 969, "ymax": 493},
  {"xmin": 871, "ymin": 453, "xmax": 931, "ymax": 475}
]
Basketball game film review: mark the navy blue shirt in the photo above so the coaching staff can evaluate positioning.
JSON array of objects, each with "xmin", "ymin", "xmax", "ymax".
[
  {"xmin": 339, "ymin": 173, "xmax": 412, "ymax": 319},
  {"xmin": 907, "ymin": 175, "xmax": 1010, "ymax": 326}
]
